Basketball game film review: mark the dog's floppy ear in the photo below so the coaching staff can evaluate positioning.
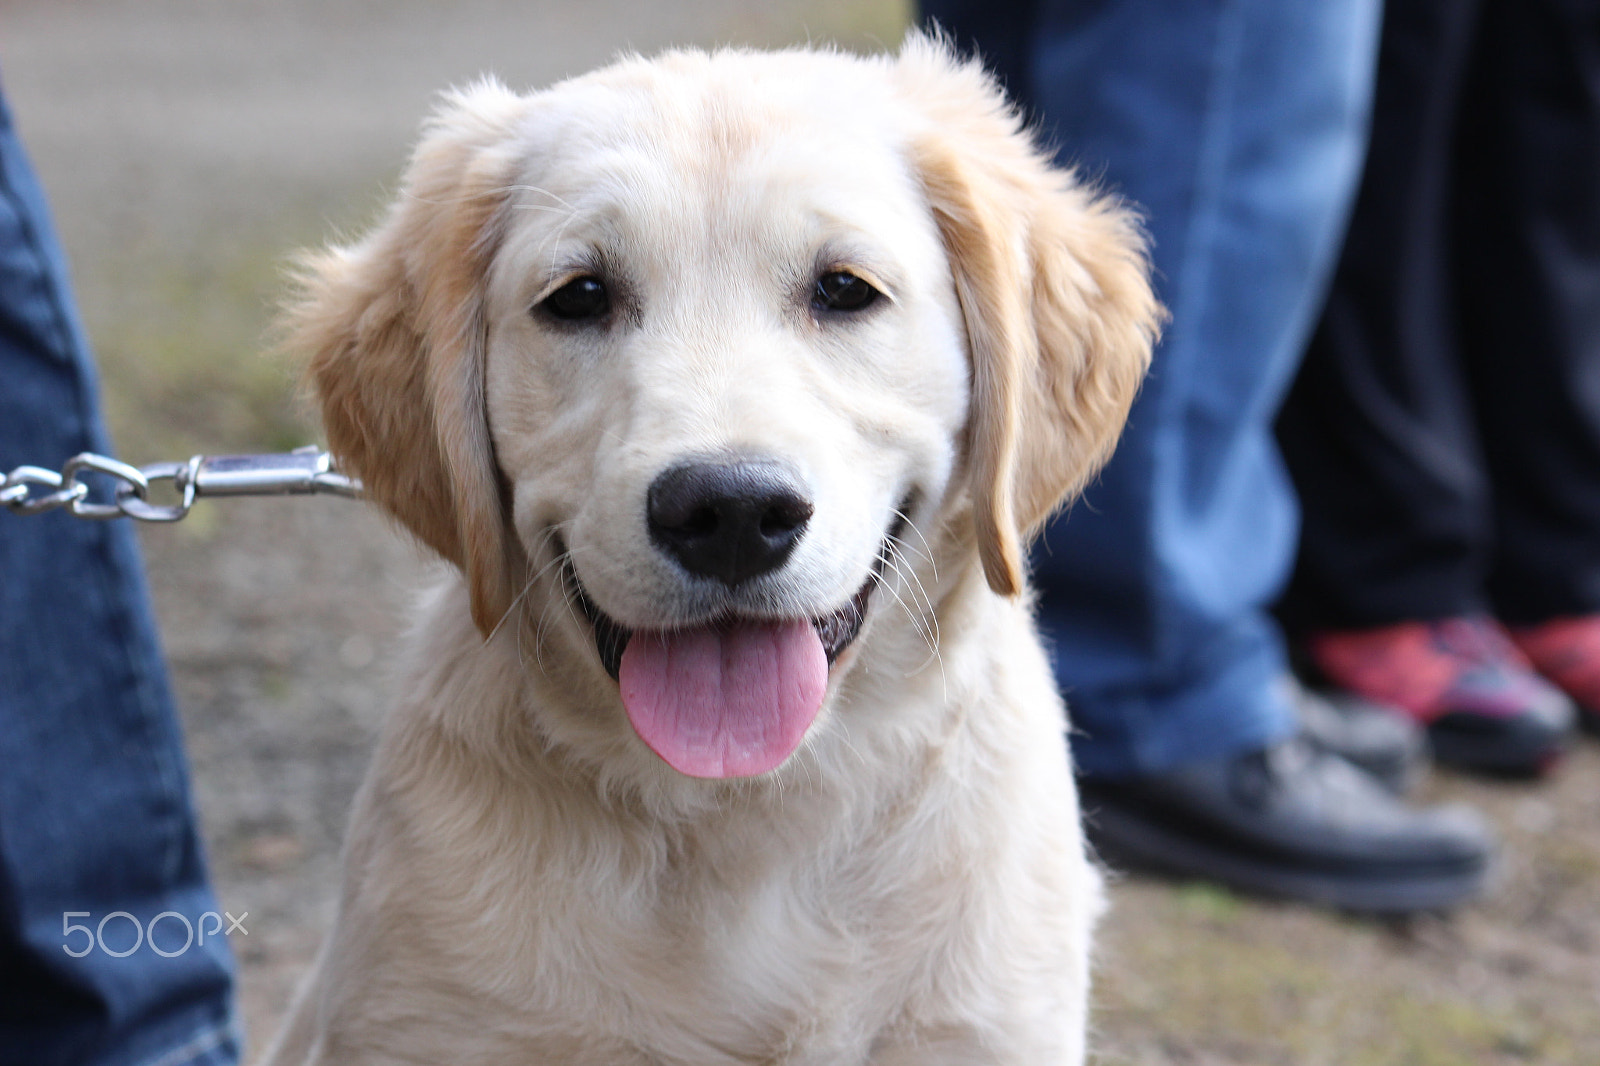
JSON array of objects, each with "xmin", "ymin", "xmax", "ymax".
[
  {"xmin": 897, "ymin": 36, "xmax": 1161, "ymax": 596},
  {"xmin": 287, "ymin": 81, "xmax": 529, "ymax": 637}
]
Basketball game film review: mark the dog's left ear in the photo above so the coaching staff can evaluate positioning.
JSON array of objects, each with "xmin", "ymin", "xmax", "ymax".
[
  {"xmin": 897, "ymin": 36, "xmax": 1161, "ymax": 596},
  {"xmin": 286, "ymin": 82, "xmax": 530, "ymax": 637}
]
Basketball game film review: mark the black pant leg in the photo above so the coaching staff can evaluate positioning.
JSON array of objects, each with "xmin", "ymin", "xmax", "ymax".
[
  {"xmin": 1276, "ymin": 0, "xmax": 1489, "ymax": 632},
  {"xmin": 1455, "ymin": 0, "xmax": 1600, "ymax": 624}
]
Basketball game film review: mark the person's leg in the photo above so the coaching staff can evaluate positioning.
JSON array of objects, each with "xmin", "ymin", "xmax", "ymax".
[
  {"xmin": 940, "ymin": 0, "xmax": 1379, "ymax": 778},
  {"xmin": 925, "ymin": 0, "xmax": 1490, "ymax": 911},
  {"xmin": 1274, "ymin": 0, "xmax": 1577, "ymax": 774},
  {"xmin": 0, "ymin": 85, "xmax": 239, "ymax": 1065},
  {"xmin": 1456, "ymin": 0, "xmax": 1600, "ymax": 622},
  {"xmin": 1276, "ymin": 0, "xmax": 1489, "ymax": 632},
  {"xmin": 1455, "ymin": 0, "xmax": 1600, "ymax": 726}
]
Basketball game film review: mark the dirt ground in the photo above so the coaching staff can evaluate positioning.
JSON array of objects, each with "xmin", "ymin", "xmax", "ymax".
[{"xmin": 4, "ymin": 2, "xmax": 1598, "ymax": 1063}]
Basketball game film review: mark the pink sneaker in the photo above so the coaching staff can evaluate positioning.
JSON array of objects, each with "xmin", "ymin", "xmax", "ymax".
[
  {"xmin": 1510, "ymin": 615, "xmax": 1600, "ymax": 731},
  {"xmin": 1304, "ymin": 617, "xmax": 1576, "ymax": 777}
]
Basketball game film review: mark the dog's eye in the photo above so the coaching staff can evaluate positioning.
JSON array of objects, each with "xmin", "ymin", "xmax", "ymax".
[
  {"xmin": 540, "ymin": 276, "xmax": 611, "ymax": 321},
  {"xmin": 813, "ymin": 271, "xmax": 880, "ymax": 313}
]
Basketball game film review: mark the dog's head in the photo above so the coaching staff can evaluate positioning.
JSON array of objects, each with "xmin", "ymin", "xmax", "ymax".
[{"xmin": 291, "ymin": 37, "xmax": 1157, "ymax": 782}]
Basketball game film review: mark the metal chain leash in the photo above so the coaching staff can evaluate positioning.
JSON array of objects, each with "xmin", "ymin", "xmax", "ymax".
[{"xmin": 1, "ymin": 446, "xmax": 361, "ymax": 522}]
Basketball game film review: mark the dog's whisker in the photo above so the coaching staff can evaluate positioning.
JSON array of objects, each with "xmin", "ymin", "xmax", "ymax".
[
  {"xmin": 517, "ymin": 525, "xmax": 588, "ymax": 676},
  {"xmin": 830, "ymin": 723, "xmax": 871, "ymax": 774},
  {"xmin": 868, "ymin": 566, "xmax": 932, "ymax": 666},
  {"xmin": 876, "ymin": 547, "xmax": 945, "ymax": 690},
  {"xmin": 877, "ymin": 549, "xmax": 939, "ymax": 656},
  {"xmin": 531, "ymin": 558, "xmax": 593, "ymax": 678},
  {"xmin": 509, "ymin": 203, "xmax": 579, "ymax": 217},
  {"xmin": 514, "ymin": 582, "xmax": 531, "ymax": 675},
  {"xmin": 532, "ymin": 585, "xmax": 567, "ymax": 674},
  {"xmin": 397, "ymin": 182, "xmax": 573, "ymax": 211},
  {"xmin": 904, "ymin": 577, "xmax": 942, "ymax": 662},
  {"xmin": 555, "ymin": 573, "xmax": 590, "ymax": 634},
  {"xmin": 486, "ymin": 560, "xmax": 542, "ymax": 646},
  {"xmin": 543, "ymin": 212, "xmax": 580, "ymax": 280},
  {"xmin": 488, "ymin": 527, "xmax": 575, "ymax": 647},
  {"xmin": 525, "ymin": 579, "xmax": 567, "ymax": 679},
  {"xmin": 891, "ymin": 510, "xmax": 938, "ymax": 576},
  {"xmin": 529, "ymin": 544, "xmax": 577, "ymax": 586},
  {"xmin": 522, "ymin": 539, "xmax": 568, "ymax": 652},
  {"xmin": 548, "ymin": 543, "xmax": 636, "ymax": 594},
  {"xmin": 888, "ymin": 534, "xmax": 934, "ymax": 582},
  {"xmin": 498, "ymin": 183, "xmax": 579, "ymax": 212},
  {"xmin": 869, "ymin": 562, "xmax": 918, "ymax": 636},
  {"xmin": 885, "ymin": 539, "xmax": 937, "ymax": 628},
  {"xmin": 510, "ymin": 562, "xmax": 536, "ymax": 660}
]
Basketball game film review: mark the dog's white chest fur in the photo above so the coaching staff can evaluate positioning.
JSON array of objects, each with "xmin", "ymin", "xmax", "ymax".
[{"xmin": 273, "ymin": 583, "xmax": 1100, "ymax": 1065}]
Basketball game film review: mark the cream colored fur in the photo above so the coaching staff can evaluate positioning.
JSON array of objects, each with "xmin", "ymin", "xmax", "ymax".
[{"xmin": 263, "ymin": 35, "xmax": 1158, "ymax": 1066}]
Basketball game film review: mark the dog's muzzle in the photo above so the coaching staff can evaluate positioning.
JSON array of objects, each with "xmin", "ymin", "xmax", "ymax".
[{"xmin": 557, "ymin": 504, "xmax": 907, "ymax": 779}]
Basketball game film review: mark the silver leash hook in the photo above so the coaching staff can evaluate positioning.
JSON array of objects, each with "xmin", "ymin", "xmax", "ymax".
[{"xmin": 2, "ymin": 449, "xmax": 363, "ymax": 521}]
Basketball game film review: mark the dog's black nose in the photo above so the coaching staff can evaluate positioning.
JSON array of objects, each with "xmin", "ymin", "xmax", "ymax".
[{"xmin": 647, "ymin": 460, "xmax": 813, "ymax": 586}]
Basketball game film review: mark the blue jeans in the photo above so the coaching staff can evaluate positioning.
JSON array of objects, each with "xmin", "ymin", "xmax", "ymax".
[
  {"xmin": 0, "ymin": 84, "xmax": 239, "ymax": 1065},
  {"xmin": 925, "ymin": 0, "xmax": 1381, "ymax": 776}
]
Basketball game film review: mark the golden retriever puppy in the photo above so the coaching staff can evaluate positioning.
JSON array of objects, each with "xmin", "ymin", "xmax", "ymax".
[{"xmin": 263, "ymin": 34, "xmax": 1157, "ymax": 1066}]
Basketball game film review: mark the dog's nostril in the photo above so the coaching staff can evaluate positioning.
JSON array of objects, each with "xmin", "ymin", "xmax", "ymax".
[
  {"xmin": 682, "ymin": 505, "xmax": 720, "ymax": 537},
  {"xmin": 647, "ymin": 460, "xmax": 813, "ymax": 587},
  {"xmin": 759, "ymin": 496, "xmax": 811, "ymax": 537}
]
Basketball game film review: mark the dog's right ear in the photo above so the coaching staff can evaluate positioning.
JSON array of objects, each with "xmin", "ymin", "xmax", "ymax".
[
  {"xmin": 285, "ymin": 81, "xmax": 529, "ymax": 638},
  {"xmin": 896, "ymin": 35, "xmax": 1160, "ymax": 597}
]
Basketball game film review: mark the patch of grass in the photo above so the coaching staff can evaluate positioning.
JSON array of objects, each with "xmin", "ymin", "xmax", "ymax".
[
  {"xmin": 1174, "ymin": 881, "xmax": 1243, "ymax": 925},
  {"xmin": 719, "ymin": 0, "xmax": 912, "ymax": 52},
  {"xmin": 258, "ymin": 670, "xmax": 293, "ymax": 704},
  {"xmin": 1344, "ymin": 998, "xmax": 1558, "ymax": 1066},
  {"xmin": 84, "ymin": 238, "xmax": 315, "ymax": 464},
  {"xmin": 791, "ymin": 0, "xmax": 912, "ymax": 49},
  {"xmin": 1094, "ymin": 886, "xmax": 1575, "ymax": 1066}
]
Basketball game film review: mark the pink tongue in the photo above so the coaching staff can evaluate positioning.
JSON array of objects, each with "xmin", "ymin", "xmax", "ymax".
[{"xmin": 618, "ymin": 618, "xmax": 828, "ymax": 778}]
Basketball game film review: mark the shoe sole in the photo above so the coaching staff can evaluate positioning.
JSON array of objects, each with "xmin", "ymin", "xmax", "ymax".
[
  {"xmin": 1084, "ymin": 802, "xmax": 1490, "ymax": 914},
  {"xmin": 1428, "ymin": 716, "xmax": 1573, "ymax": 779}
]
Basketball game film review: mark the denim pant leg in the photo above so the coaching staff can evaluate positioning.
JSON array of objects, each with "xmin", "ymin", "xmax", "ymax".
[
  {"xmin": 926, "ymin": 0, "xmax": 1381, "ymax": 777},
  {"xmin": 0, "ymin": 89, "xmax": 239, "ymax": 1065}
]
